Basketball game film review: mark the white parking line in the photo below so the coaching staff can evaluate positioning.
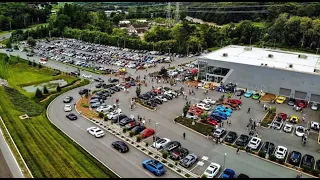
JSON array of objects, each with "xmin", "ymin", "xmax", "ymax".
[
  {"xmin": 291, "ymin": 125, "xmax": 296, "ymax": 136},
  {"xmin": 232, "ymin": 136, "xmax": 241, "ymax": 145}
]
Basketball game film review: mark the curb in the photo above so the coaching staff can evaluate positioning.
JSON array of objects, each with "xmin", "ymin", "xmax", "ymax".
[
  {"xmin": 46, "ymin": 88, "xmax": 121, "ymax": 178},
  {"xmin": 136, "ymin": 102, "xmax": 157, "ymax": 111},
  {"xmin": 173, "ymin": 117, "xmax": 318, "ymax": 178}
]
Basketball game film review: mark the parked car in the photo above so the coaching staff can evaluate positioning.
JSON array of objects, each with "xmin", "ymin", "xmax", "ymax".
[
  {"xmin": 235, "ymin": 134, "xmax": 250, "ymax": 147},
  {"xmin": 221, "ymin": 168, "xmax": 236, "ymax": 178},
  {"xmin": 64, "ymin": 104, "xmax": 72, "ymax": 112},
  {"xmin": 311, "ymin": 102, "xmax": 319, "ymax": 111},
  {"xmin": 111, "ymin": 114, "xmax": 127, "ymax": 123},
  {"xmin": 119, "ymin": 117, "xmax": 135, "ymax": 126},
  {"xmin": 132, "ymin": 125, "xmax": 146, "ymax": 135},
  {"xmin": 63, "ymin": 96, "xmax": 73, "ymax": 103},
  {"xmin": 179, "ymin": 153, "xmax": 198, "ymax": 168},
  {"xmin": 152, "ymin": 138, "xmax": 171, "ymax": 150},
  {"xmin": 125, "ymin": 121, "xmax": 138, "ymax": 131},
  {"xmin": 87, "ymin": 127, "xmax": 105, "ymax": 138},
  {"xmin": 283, "ymin": 124, "xmax": 293, "ymax": 133},
  {"xmin": 310, "ymin": 121, "xmax": 320, "ymax": 131},
  {"xmin": 301, "ymin": 154, "xmax": 315, "ymax": 169},
  {"xmin": 260, "ymin": 142, "xmax": 275, "ymax": 155},
  {"xmin": 276, "ymin": 96, "xmax": 286, "ymax": 104},
  {"xmin": 237, "ymin": 174, "xmax": 250, "ymax": 178},
  {"xmin": 162, "ymin": 141, "xmax": 181, "ymax": 152},
  {"xmin": 252, "ymin": 93, "xmax": 261, "ymax": 100},
  {"xmin": 140, "ymin": 128, "xmax": 155, "ymax": 139},
  {"xmin": 213, "ymin": 128, "xmax": 227, "ymax": 138},
  {"xmin": 186, "ymin": 112, "xmax": 198, "ymax": 120},
  {"xmin": 288, "ymin": 151, "xmax": 302, "ymax": 166},
  {"xmin": 295, "ymin": 126, "xmax": 306, "ymax": 137},
  {"xmin": 316, "ymin": 160, "xmax": 320, "ymax": 171},
  {"xmin": 287, "ymin": 98, "xmax": 295, "ymax": 106},
  {"xmin": 234, "ymin": 89, "xmax": 245, "ymax": 96},
  {"xmin": 112, "ymin": 141, "xmax": 129, "ymax": 153},
  {"xmin": 227, "ymin": 99, "xmax": 242, "ymax": 105},
  {"xmin": 244, "ymin": 90, "xmax": 253, "ymax": 98},
  {"xmin": 66, "ymin": 113, "xmax": 77, "ymax": 120},
  {"xmin": 142, "ymin": 159, "xmax": 166, "ymax": 176},
  {"xmin": 274, "ymin": 146, "xmax": 287, "ymax": 159},
  {"xmin": 224, "ymin": 131, "xmax": 237, "ymax": 143},
  {"xmin": 202, "ymin": 97, "xmax": 216, "ymax": 105},
  {"xmin": 289, "ymin": 115, "xmax": 299, "ymax": 124},
  {"xmin": 202, "ymin": 163, "xmax": 221, "ymax": 178},
  {"xmin": 170, "ymin": 147, "xmax": 189, "ymax": 160},
  {"xmin": 247, "ymin": 137, "xmax": 261, "ymax": 150},
  {"xmin": 79, "ymin": 88, "xmax": 89, "ymax": 95},
  {"xmin": 296, "ymin": 100, "xmax": 308, "ymax": 108}
]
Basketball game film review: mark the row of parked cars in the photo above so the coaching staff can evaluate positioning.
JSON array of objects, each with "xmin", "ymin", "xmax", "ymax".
[{"xmin": 139, "ymin": 87, "xmax": 181, "ymax": 107}]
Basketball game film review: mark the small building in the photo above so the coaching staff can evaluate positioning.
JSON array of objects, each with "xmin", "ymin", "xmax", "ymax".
[
  {"xmin": 197, "ymin": 45, "xmax": 320, "ymax": 102},
  {"xmin": 127, "ymin": 23, "xmax": 149, "ymax": 34},
  {"xmin": 137, "ymin": 19, "xmax": 147, "ymax": 23}
]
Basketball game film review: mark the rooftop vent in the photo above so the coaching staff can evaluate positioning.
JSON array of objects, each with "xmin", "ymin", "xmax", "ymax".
[
  {"xmin": 288, "ymin": 64, "xmax": 293, "ymax": 68},
  {"xmin": 223, "ymin": 53, "xmax": 228, "ymax": 57},
  {"xmin": 260, "ymin": 63, "xmax": 264, "ymax": 66},
  {"xmin": 298, "ymin": 54, "xmax": 307, "ymax": 59},
  {"xmin": 264, "ymin": 64, "xmax": 268, "ymax": 66},
  {"xmin": 268, "ymin": 54, "xmax": 274, "ymax": 58},
  {"xmin": 244, "ymin": 47, "xmax": 252, "ymax": 51}
]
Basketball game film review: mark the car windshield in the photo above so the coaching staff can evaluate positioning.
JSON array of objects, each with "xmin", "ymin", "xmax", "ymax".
[
  {"xmin": 205, "ymin": 169, "xmax": 213, "ymax": 174},
  {"xmin": 96, "ymin": 130, "xmax": 102, "ymax": 133}
]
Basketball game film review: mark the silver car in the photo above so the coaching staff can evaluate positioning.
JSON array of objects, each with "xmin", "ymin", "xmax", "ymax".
[
  {"xmin": 311, "ymin": 103, "xmax": 319, "ymax": 111},
  {"xmin": 179, "ymin": 153, "xmax": 198, "ymax": 168}
]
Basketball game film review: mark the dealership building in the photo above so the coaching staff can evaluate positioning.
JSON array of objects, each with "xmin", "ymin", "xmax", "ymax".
[{"xmin": 197, "ymin": 45, "xmax": 320, "ymax": 103}]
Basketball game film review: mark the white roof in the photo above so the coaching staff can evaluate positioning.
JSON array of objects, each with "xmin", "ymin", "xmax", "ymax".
[
  {"xmin": 119, "ymin": 20, "xmax": 131, "ymax": 24},
  {"xmin": 137, "ymin": 19, "xmax": 147, "ymax": 23},
  {"xmin": 201, "ymin": 45, "xmax": 320, "ymax": 74}
]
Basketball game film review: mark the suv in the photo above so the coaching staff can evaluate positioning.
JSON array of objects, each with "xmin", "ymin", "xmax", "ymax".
[{"xmin": 170, "ymin": 148, "xmax": 189, "ymax": 160}]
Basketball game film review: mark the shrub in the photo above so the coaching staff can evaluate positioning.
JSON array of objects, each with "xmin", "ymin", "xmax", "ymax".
[
  {"xmin": 28, "ymin": 61, "xmax": 32, "ymax": 66},
  {"xmin": 231, "ymin": 144, "xmax": 238, "ymax": 148},
  {"xmin": 161, "ymin": 160, "xmax": 167, "ymax": 163},
  {"xmin": 185, "ymin": 174, "xmax": 190, "ymax": 178},
  {"xmin": 38, "ymin": 63, "xmax": 42, "ymax": 69},
  {"xmin": 145, "ymin": 142, "xmax": 149, "ymax": 147},
  {"xmin": 200, "ymin": 112, "xmax": 208, "ymax": 120},
  {"xmin": 175, "ymin": 161, "xmax": 178, "ymax": 166},
  {"xmin": 162, "ymin": 150, "xmax": 169, "ymax": 159},
  {"xmin": 278, "ymin": 158, "xmax": 285, "ymax": 165},
  {"xmin": 177, "ymin": 169, "xmax": 182, "ymax": 173},
  {"xmin": 35, "ymin": 88, "xmax": 44, "ymax": 99},
  {"xmin": 258, "ymin": 151, "xmax": 266, "ymax": 158},
  {"xmin": 104, "ymin": 116, "xmax": 109, "ymax": 121},
  {"xmin": 301, "ymin": 165, "xmax": 312, "ymax": 173},
  {"xmin": 269, "ymin": 154, "xmax": 276, "ymax": 161},
  {"xmin": 56, "ymin": 85, "xmax": 61, "ymax": 92},
  {"xmin": 154, "ymin": 155, "xmax": 159, "ymax": 159},
  {"xmin": 201, "ymin": 174, "xmax": 207, "ymax": 178},
  {"xmin": 136, "ymin": 135, "xmax": 142, "ymax": 142},
  {"xmin": 32, "ymin": 61, "xmax": 36, "ymax": 67},
  {"xmin": 81, "ymin": 103, "xmax": 89, "ymax": 108},
  {"xmin": 43, "ymin": 86, "xmax": 49, "ymax": 94},
  {"xmin": 168, "ymin": 164, "xmax": 173, "ymax": 168},
  {"xmin": 123, "ymin": 128, "xmax": 127, "ymax": 133},
  {"xmin": 129, "ymin": 130, "xmax": 135, "ymax": 137},
  {"xmin": 148, "ymin": 152, "xmax": 153, "ymax": 155},
  {"xmin": 98, "ymin": 112, "xmax": 104, "ymax": 118},
  {"xmin": 311, "ymin": 169, "xmax": 319, "ymax": 177}
]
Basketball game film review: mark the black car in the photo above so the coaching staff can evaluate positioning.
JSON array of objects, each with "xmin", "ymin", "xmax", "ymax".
[
  {"xmin": 150, "ymin": 98, "xmax": 163, "ymax": 105},
  {"xmin": 66, "ymin": 113, "xmax": 77, "ymax": 120},
  {"xmin": 52, "ymin": 71, "xmax": 61, "ymax": 76},
  {"xmin": 103, "ymin": 84, "xmax": 114, "ymax": 89},
  {"xmin": 287, "ymin": 98, "xmax": 295, "ymax": 106},
  {"xmin": 170, "ymin": 148, "xmax": 189, "ymax": 160},
  {"xmin": 260, "ymin": 142, "xmax": 275, "ymax": 155},
  {"xmin": 110, "ymin": 86, "xmax": 121, "ymax": 92},
  {"xmin": 70, "ymin": 71, "xmax": 80, "ymax": 76},
  {"xmin": 237, "ymin": 174, "xmax": 249, "ymax": 178},
  {"xmin": 316, "ymin": 160, "xmax": 320, "ymax": 171},
  {"xmin": 107, "ymin": 88, "xmax": 115, "ymax": 94},
  {"xmin": 112, "ymin": 141, "xmax": 129, "ymax": 153},
  {"xmin": 95, "ymin": 83, "xmax": 103, "ymax": 88},
  {"xmin": 109, "ymin": 78, "xmax": 119, "ymax": 83},
  {"xmin": 235, "ymin": 134, "xmax": 250, "ymax": 147},
  {"xmin": 235, "ymin": 89, "xmax": 245, "ymax": 96},
  {"xmin": 79, "ymin": 89, "xmax": 89, "ymax": 95},
  {"xmin": 63, "ymin": 96, "xmax": 73, "ymax": 103},
  {"xmin": 94, "ymin": 78, "xmax": 104, "ymax": 83},
  {"xmin": 288, "ymin": 151, "xmax": 302, "ymax": 166},
  {"xmin": 6, "ymin": 48, "xmax": 13, "ymax": 52},
  {"xmin": 224, "ymin": 131, "xmax": 237, "ymax": 143},
  {"xmin": 163, "ymin": 94, "xmax": 173, "ymax": 100},
  {"xmin": 132, "ymin": 125, "xmax": 146, "ymax": 135},
  {"xmin": 162, "ymin": 141, "xmax": 181, "ymax": 152},
  {"xmin": 111, "ymin": 114, "xmax": 128, "ymax": 123},
  {"xmin": 301, "ymin": 154, "xmax": 315, "ymax": 169},
  {"xmin": 144, "ymin": 100, "xmax": 157, "ymax": 107},
  {"xmin": 119, "ymin": 117, "xmax": 135, "ymax": 126},
  {"xmin": 139, "ymin": 95, "xmax": 150, "ymax": 101}
]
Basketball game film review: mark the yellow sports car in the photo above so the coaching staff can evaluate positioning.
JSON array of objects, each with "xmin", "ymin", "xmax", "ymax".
[
  {"xmin": 118, "ymin": 68, "xmax": 126, "ymax": 73},
  {"xmin": 204, "ymin": 83, "xmax": 211, "ymax": 89},
  {"xmin": 289, "ymin": 116, "xmax": 299, "ymax": 124},
  {"xmin": 276, "ymin": 96, "xmax": 286, "ymax": 104}
]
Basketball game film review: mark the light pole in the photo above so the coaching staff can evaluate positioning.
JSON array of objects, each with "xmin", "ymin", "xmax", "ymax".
[
  {"xmin": 316, "ymin": 48, "xmax": 319, "ymax": 55},
  {"xmin": 250, "ymin": 37, "xmax": 252, "ymax": 46},
  {"xmin": 223, "ymin": 153, "xmax": 227, "ymax": 169},
  {"xmin": 168, "ymin": 48, "xmax": 171, "ymax": 61},
  {"xmin": 154, "ymin": 122, "xmax": 159, "ymax": 142},
  {"xmin": 273, "ymin": 39, "xmax": 276, "ymax": 49}
]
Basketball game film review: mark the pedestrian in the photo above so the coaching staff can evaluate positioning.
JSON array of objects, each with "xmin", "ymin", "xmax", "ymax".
[
  {"xmin": 137, "ymin": 115, "xmax": 140, "ymax": 121},
  {"xmin": 183, "ymin": 132, "xmax": 186, "ymax": 140},
  {"xmin": 221, "ymin": 122, "xmax": 224, "ymax": 127},
  {"xmin": 247, "ymin": 108, "xmax": 251, "ymax": 113},
  {"xmin": 239, "ymin": 96, "xmax": 241, "ymax": 100},
  {"xmin": 253, "ymin": 122, "xmax": 256, "ymax": 130},
  {"xmin": 215, "ymin": 137, "xmax": 219, "ymax": 144},
  {"xmin": 296, "ymin": 172, "xmax": 302, "ymax": 178},
  {"xmin": 258, "ymin": 99, "xmax": 261, "ymax": 103},
  {"xmin": 236, "ymin": 147, "xmax": 240, "ymax": 154},
  {"xmin": 153, "ymin": 136, "xmax": 156, "ymax": 142},
  {"xmin": 142, "ymin": 119, "xmax": 145, "ymax": 126},
  {"xmin": 220, "ymin": 137, "xmax": 223, "ymax": 144},
  {"xmin": 148, "ymin": 118, "xmax": 151, "ymax": 123},
  {"xmin": 238, "ymin": 105, "xmax": 241, "ymax": 110}
]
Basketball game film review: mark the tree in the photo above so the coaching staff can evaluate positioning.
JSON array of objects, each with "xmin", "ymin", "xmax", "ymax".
[
  {"xmin": 35, "ymin": 88, "xmax": 44, "ymax": 99},
  {"xmin": 32, "ymin": 60, "xmax": 36, "ymax": 67},
  {"xmin": 5, "ymin": 40, "xmax": 12, "ymax": 48},
  {"xmin": 27, "ymin": 37, "xmax": 36, "ymax": 47},
  {"xmin": 159, "ymin": 66, "xmax": 168, "ymax": 77},
  {"xmin": 38, "ymin": 63, "xmax": 42, "ymax": 69},
  {"xmin": 136, "ymin": 86, "xmax": 141, "ymax": 97},
  {"xmin": 43, "ymin": 86, "xmax": 49, "ymax": 94},
  {"xmin": 13, "ymin": 44, "xmax": 19, "ymax": 50},
  {"xmin": 183, "ymin": 105, "xmax": 189, "ymax": 117},
  {"xmin": 28, "ymin": 61, "xmax": 32, "ymax": 66},
  {"xmin": 56, "ymin": 85, "xmax": 61, "ymax": 92}
]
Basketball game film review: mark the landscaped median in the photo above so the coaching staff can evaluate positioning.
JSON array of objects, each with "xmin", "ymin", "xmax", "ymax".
[
  {"xmin": 133, "ymin": 97, "xmax": 157, "ymax": 111},
  {"xmin": 174, "ymin": 116, "xmax": 215, "ymax": 136},
  {"xmin": 260, "ymin": 107, "xmax": 277, "ymax": 128}
]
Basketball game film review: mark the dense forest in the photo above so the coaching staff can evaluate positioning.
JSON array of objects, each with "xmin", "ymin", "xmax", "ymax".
[
  {"xmin": 5, "ymin": 2, "xmax": 320, "ymax": 55},
  {"xmin": 0, "ymin": 2, "xmax": 51, "ymax": 31}
]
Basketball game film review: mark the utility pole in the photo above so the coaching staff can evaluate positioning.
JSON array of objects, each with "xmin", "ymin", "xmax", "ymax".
[
  {"xmin": 273, "ymin": 39, "xmax": 276, "ymax": 49},
  {"xmin": 250, "ymin": 37, "xmax": 252, "ymax": 46},
  {"xmin": 301, "ymin": 32, "xmax": 305, "ymax": 48},
  {"xmin": 9, "ymin": 22, "xmax": 11, "ymax": 31},
  {"xmin": 174, "ymin": 2, "xmax": 180, "ymax": 24},
  {"xmin": 166, "ymin": 2, "xmax": 172, "ymax": 27}
]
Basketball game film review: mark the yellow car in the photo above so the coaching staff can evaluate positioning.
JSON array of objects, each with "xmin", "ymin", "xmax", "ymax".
[
  {"xmin": 276, "ymin": 96, "xmax": 286, "ymax": 104},
  {"xmin": 118, "ymin": 68, "xmax": 126, "ymax": 73},
  {"xmin": 204, "ymin": 83, "xmax": 211, "ymax": 89},
  {"xmin": 289, "ymin": 116, "xmax": 299, "ymax": 124}
]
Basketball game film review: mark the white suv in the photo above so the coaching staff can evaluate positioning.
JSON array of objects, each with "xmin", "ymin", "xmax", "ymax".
[
  {"xmin": 247, "ymin": 137, "xmax": 261, "ymax": 150},
  {"xmin": 274, "ymin": 146, "xmax": 287, "ymax": 159},
  {"xmin": 87, "ymin": 127, "xmax": 105, "ymax": 138}
]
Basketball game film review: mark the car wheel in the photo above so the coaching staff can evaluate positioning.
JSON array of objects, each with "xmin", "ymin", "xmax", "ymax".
[
  {"xmin": 119, "ymin": 149, "xmax": 122, "ymax": 153},
  {"xmin": 153, "ymin": 171, "xmax": 158, "ymax": 176},
  {"xmin": 142, "ymin": 164, "xmax": 147, "ymax": 169}
]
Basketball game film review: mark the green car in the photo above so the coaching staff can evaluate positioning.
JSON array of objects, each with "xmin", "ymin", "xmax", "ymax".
[{"xmin": 252, "ymin": 93, "xmax": 261, "ymax": 100}]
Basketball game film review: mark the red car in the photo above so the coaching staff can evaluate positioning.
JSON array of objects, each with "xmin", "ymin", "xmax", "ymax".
[
  {"xmin": 140, "ymin": 128, "xmax": 155, "ymax": 139},
  {"xmin": 277, "ymin": 113, "xmax": 287, "ymax": 121},
  {"xmin": 153, "ymin": 88, "xmax": 162, "ymax": 94},
  {"xmin": 296, "ymin": 100, "xmax": 308, "ymax": 108},
  {"xmin": 189, "ymin": 106, "xmax": 204, "ymax": 116},
  {"xmin": 227, "ymin": 99, "xmax": 242, "ymax": 105},
  {"xmin": 136, "ymin": 65, "xmax": 144, "ymax": 70},
  {"xmin": 124, "ymin": 83, "xmax": 131, "ymax": 88},
  {"xmin": 207, "ymin": 117, "xmax": 218, "ymax": 126}
]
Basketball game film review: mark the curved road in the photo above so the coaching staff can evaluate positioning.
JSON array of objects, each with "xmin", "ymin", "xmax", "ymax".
[{"xmin": 1, "ymin": 49, "xmax": 314, "ymax": 178}]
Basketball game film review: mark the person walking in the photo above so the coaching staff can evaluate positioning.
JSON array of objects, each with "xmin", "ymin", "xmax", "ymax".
[
  {"xmin": 142, "ymin": 119, "xmax": 146, "ymax": 126},
  {"xmin": 247, "ymin": 108, "xmax": 251, "ymax": 113},
  {"xmin": 236, "ymin": 147, "xmax": 240, "ymax": 154},
  {"xmin": 183, "ymin": 132, "xmax": 186, "ymax": 140},
  {"xmin": 148, "ymin": 118, "xmax": 151, "ymax": 123}
]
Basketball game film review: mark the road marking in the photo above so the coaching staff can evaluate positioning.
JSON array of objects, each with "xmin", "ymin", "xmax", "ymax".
[
  {"xmin": 232, "ymin": 136, "xmax": 241, "ymax": 145},
  {"xmin": 257, "ymin": 142, "xmax": 263, "ymax": 152},
  {"xmin": 291, "ymin": 125, "xmax": 296, "ymax": 136}
]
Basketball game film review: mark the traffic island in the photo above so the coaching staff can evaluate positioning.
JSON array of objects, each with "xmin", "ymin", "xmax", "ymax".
[
  {"xmin": 260, "ymin": 111, "xmax": 276, "ymax": 128},
  {"xmin": 133, "ymin": 98, "xmax": 157, "ymax": 111},
  {"xmin": 173, "ymin": 116, "xmax": 215, "ymax": 136}
]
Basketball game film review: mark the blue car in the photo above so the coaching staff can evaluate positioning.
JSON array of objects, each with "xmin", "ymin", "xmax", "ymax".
[
  {"xmin": 220, "ymin": 168, "xmax": 235, "ymax": 178},
  {"xmin": 216, "ymin": 105, "xmax": 233, "ymax": 113},
  {"xmin": 129, "ymin": 81, "xmax": 135, "ymax": 86},
  {"xmin": 142, "ymin": 159, "xmax": 166, "ymax": 176},
  {"xmin": 211, "ymin": 112, "xmax": 228, "ymax": 120},
  {"xmin": 216, "ymin": 86, "xmax": 225, "ymax": 93},
  {"xmin": 244, "ymin": 90, "xmax": 253, "ymax": 98},
  {"xmin": 214, "ymin": 109, "xmax": 232, "ymax": 117}
]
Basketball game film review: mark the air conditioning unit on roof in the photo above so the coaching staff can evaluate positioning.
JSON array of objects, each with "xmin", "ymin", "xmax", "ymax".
[
  {"xmin": 298, "ymin": 54, "xmax": 307, "ymax": 59},
  {"xmin": 268, "ymin": 54, "xmax": 274, "ymax": 58},
  {"xmin": 244, "ymin": 47, "xmax": 252, "ymax": 51},
  {"xmin": 223, "ymin": 53, "xmax": 228, "ymax": 57}
]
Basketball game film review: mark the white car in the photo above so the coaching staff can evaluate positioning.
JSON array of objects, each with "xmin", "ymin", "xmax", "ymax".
[
  {"xmin": 64, "ymin": 104, "xmax": 72, "ymax": 112},
  {"xmin": 152, "ymin": 138, "xmax": 171, "ymax": 149},
  {"xmin": 156, "ymin": 95, "xmax": 168, "ymax": 102},
  {"xmin": 310, "ymin": 121, "xmax": 320, "ymax": 131},
  {"xmin": 202, "ymin": 97, "xmax": 216, "ymax": 105},
  {"xmin": 203, "ymin": 163, "xmax": 221, "ymax": 178},
  {"xmin": 39, "ymin": 60, "xmax": 47, "ymax": 64},
  {"xmin": 82, "ymin": 74, "xmax": 92, "ymax": 79},
  {"xmin": 274, "ymin": 146, "xmax": 287, "ymax": 159},
  {"xmin": 247, "ymin": 137, "xmax": 261, "ymax": 150},
  {"xmin": 87, "ymin": 127, "xmax": 105, "ymax": 138},
  {"xmin": 126, "ymin": 64, "xmax": 136, "ymax": 68},
  {"xmin": 283, "ymin": 124, "xmax": 293, "ymax": 133},
  {"xmin": 198, "ymin": 82, "xmax": 204, "ymax": 88},
  {"xmin": 185, "ymin": 112, "xmax": 198, "ymax": 120},
  {"xmin": 107, "ymin": 109, "xmax": 122, "ymax": 119},
  {"xmin": 295, "ymin": 126, "xmax": 305, "ymax": 137},
  {"xmin": 311, "ymin": 102, "xmax": 319, "ymax": 111},
  {"xmin": 196, "ymin": 103, "xmax": 211, "ymax": 111},
  {"xmin": 96, "ymin": 105, "xmax": 114, "ymax": 113}
]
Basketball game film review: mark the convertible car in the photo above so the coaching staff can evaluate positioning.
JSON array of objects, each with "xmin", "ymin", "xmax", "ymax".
[{"xmin": 244, "ymin": 90, "xmax": 253, "ymax": 98}]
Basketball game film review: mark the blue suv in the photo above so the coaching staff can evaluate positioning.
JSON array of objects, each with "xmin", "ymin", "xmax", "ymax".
[{"xmin": 142, "ymin": 159, "xmax": 166, "ymax": 176}]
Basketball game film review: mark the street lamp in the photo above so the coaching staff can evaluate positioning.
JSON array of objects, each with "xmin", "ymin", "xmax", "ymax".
[
  {"xmin": 250, "ymin": 37, "xmax": 252, "ymax": 46},
  {"xmin": 168, "ymin": 48, "xmax": 171, "ymax": 61},
  {"xmin": 154, "ymin": 122, "xmax": 159, "ymax": 142},
  {"xmin": 223, "ymin": 153, "xmax": 227, "ymax": 169}
]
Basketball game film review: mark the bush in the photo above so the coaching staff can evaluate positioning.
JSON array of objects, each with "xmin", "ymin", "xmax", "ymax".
[
  {"xmin": 185, "ymin": 174, "xmax": 190, "ymax": 178},
  {"xmin": 122, "ymin": 128, "xmax": 127, "ymax": 133},
  {"xmin": 175, "ymin": 161, "xmax": 178, "ymax": 166},
  {"xmin": 43, "ymin": 86, "xmax": 49, "ymax": 94},
  {"xmin": 269, "ymin": 154, "xmax": 276, "ymax": 161},
  {"xmin": 136, "ymin": 135, "xmax": 142, "ymax": 142},
  {"xmin": 278, "ymin": 158, "xmax": 285, "ymax": 165},
  {"xmin": 162, "ymin": 150, "xmax": 169, "ymax": 159},
  {"xmin": 201, "ymin": 174, "xmax": 207, "ymax": 178},
  {"xmin": 145, "ymin": 142, "xmax": 149, "ymax": 147},
  {"xmin": 258, "ymin": 151, "xmax": 266, "ymax": 158},
  {"xmin": 231, "ymin": 144, "xmax": 238, "ymax": 148},
  {"xmin": 13, "ymin": 44, "xmax": 19, "ymax": 50},
  {"xmin": 56, "ymin": 85, "xmax": 61, "ymax": 92},
  {"xmin": 81, "ymin": 103, "xmax": 89, "ymax": 108},
  {"xmin": 104, "ymin": 116, "xmax": 109, "ymax": 121},
  {"xmin": 168, "ymin": 164, "xmax": 173, "ymax": 168},
  {"xmin": 35, "ymin": 88, "xmax": 44, "ymax": 99},
  {"xmin": 177, "ymin": 169, "xmax": 181, "ymax": 173},
  {"xmin": 301, "ymin": 165, "xmax": 312, "ymax": 173},
  {"xmin": 32, "ymin": 61, "xmax": 36, "ymax": 67},
  {"xmin": 38, "ymin": 63, "xmax": 42, "ymax": 69},
  {"xmin": 28, "ymin": 61, "xmax": 32, "ymax": 66},
  {"xmin": 311, "ymin": 169, "xmax": 320, "ymax": 177},
  {"xmin": 161, "ymin": 160, "xmax": 167, "ymax": 163},
  {"xmin": 98, "ymin": 112, "xmax": 104, "ymax": 118},
  {"xmin": 154, "ymin": 155, "xmax": 159, "ymax": 159},
  {"xmin": 148, "ymin": 152, "xmax": 153, "ymax": 155},
  {"xmin": 174, "ymin": 116, "xmax": 215, "ymax": 136},
  {"xmin": 129, "ymin": 130, "xmax": 135, "ymax": 137}
]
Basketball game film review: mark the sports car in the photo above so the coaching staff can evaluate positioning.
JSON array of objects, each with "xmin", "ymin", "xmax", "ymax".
[
  {"xmin": 216, "ymin": 105, "xmax": 233, "ymax": 113},
  {"xmin": 283, "ymin": 124, "xmax": 293, "ymax": 133},
  {"xmin": 276, "ymin": 96, "xmax": 286, "ymax": 104},
  {"xmin": 207, "ymin": 117, "xmax": 218, "ymax": 126},
  {"xmin": 289, "ymin": 116, "xmax": 299, "ymax": 124},
  {"xmin": 211, "ymin": 112, "xmax": 228, "ymax": 120},
  {"xmin": 213, "ymin": 109, "xmax": 231, "ymax": 117},
  {"xmin": 244, "ymin": 90, "xmax": 253, "ymax": 98},
  {"xmin": 203, "ymin": 163, "xmax": 221, "ymax": 178},
  {"xmin": 295, "ymin": 126, "xmax": 306, "ymax": 137},
  {"xmin": 296, "ymin": 100, "xmax": 308, "ymax": 108},
  {"xmin": 277, "ymin": 113, "xmax": 288, "ymax": 121},
  {"xmin": 142, "ymin": 159, "xmax": 166, "ymax": 176},
  {"xmin": 202, "ymin": 97, "xmax": 216, "ymax": 105},
  {"xmin": 252, "ymin": 93, "xmax": 261, "ymax": 100},
  {"xmin": 227, "ymin": 99, "xmax": 242, "ymax": 105},
  {"xmin": 221, "ymin": 168, "xmax": 235, "ymax": 178}
]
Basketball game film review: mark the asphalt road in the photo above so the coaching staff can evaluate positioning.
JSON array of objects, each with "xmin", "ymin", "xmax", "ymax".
[{"xmin": 2, "ymin": 49, "xmax": 317, "ymax": 178}]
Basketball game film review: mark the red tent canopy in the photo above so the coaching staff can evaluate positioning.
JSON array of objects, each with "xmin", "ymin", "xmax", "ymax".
[{"xmin": 191, "ymin": 68, "xmax": 198, "ymax": 74}]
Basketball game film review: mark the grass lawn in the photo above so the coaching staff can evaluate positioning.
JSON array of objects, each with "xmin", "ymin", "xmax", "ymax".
[
  {"xmin": 28, "ymin": 23, "xmax": 49, "ymax": 30},
  {"xmin": 0, "ymin": 31, "xmax": 10, "ymax": 36},
  {"xmin": 0, "ymin": 54, "xmax": 118, "ymax": 178}
]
